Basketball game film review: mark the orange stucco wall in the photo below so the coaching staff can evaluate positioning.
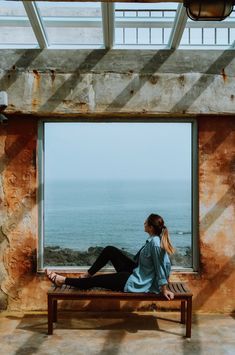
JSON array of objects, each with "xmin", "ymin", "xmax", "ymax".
[{"xmin": 0, "ymin": 116, "xmax": 234, "ymax": 313}]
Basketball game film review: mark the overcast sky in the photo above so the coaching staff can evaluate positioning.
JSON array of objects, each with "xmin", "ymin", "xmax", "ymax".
[{"xmin": 45, "ymin": 122, "xmax": 191, "ymax": 182}]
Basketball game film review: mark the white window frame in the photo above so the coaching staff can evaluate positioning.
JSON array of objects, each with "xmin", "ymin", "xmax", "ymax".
[{"xmin": 37, "ymin": 118, "xmax": 198, "ymax": 273}]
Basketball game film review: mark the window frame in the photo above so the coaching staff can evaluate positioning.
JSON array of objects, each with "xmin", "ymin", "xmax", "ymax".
[{"xmin": 37, "ymin": 118, "xmax": 198, "ymax": 273}]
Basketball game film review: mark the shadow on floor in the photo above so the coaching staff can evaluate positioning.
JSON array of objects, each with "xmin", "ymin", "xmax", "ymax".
[
  {"xmin": 13, "ymin": 312, "xmax": 184, "ymax": 337},
  {"xmin": 6, "ymin": 315, "xmax": 48, "ymax": 355},
  {"xmin": 3, "ymin": 313, "xmax": 235, "ymax": 355}
]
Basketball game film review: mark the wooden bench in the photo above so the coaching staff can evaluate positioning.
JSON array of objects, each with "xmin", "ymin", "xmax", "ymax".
[{"xmin": 47, "ymin": 282, "xmax": 193, "ymax": 337}]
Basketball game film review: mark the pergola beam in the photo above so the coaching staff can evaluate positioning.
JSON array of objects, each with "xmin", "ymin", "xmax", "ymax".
[
  {"xmin": 167, "ymin": 3, "xmax": 188, "ymax": 49},
  {"xmin": 102, "ymin": 3, "xmax": 115, "ymax": 49},
  {"xmin": 22, "ymin": 1, "xmax": 49, "ymax": 48}
]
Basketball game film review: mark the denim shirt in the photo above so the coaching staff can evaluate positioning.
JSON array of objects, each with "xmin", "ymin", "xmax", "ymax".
[{"xmin": 124, "ymin": 236, "xmax": 171, "ymax": 293}]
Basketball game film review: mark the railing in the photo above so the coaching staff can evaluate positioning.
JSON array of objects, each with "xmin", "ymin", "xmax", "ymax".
[
  {"xmin": 115, "ymin": 8, "xmax": 176, "ymax": 45},
  {"xmin": 115, "ymin": 8, "xmax": 235, "ymax": 47}
]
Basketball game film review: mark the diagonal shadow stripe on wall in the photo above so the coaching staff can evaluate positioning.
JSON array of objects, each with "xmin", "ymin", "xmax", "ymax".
[
  {"xmin": 0, "ymin": 50, "xmax": 42, "ymax": 90},
  {"xmin": 194, "ymin": 254, "xmax": 235, "ymax": 310},
  {"xmin": 199, "ymin": 119, "xmax": 235, "ymax": 167},
  {"xmin": 170, "ymin": 50, "xmax": 235, "ymax": 113},
  {"xmin": 0, "ymin": 119, "xmax": 36, "ymax": 174},
  {"xmin": 0, "ymin": 135, "xmax": 34, "ymax": 175},
  {"xmin": 38, "ymin": 49, "xmax": 108, "ymax": 113},
  {"xmin": 200, "ymin": 183, "xmax": 235, "ymax": 235},
  {"xmin": 201, "ymin": 128, "xmax": 233, "ymax": 159},
  {"xmin": 104, "ymin": 50, "xmax": 174, "ymax": 112}
]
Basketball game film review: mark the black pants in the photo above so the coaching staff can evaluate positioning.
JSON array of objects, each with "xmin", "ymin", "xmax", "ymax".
[{"xmin": 65, "ymin": 246, "xmax": 137, "ymax": 291}]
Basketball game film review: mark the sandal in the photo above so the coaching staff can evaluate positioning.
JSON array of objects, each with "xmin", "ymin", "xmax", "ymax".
[{"xmin": 45, "ymin": 269, "xmax": 64, "ymax": 287}]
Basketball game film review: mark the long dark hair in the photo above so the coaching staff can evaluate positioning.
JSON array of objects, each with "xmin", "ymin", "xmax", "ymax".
[{"xmin": 146, "ymin": 213, "xmax": 175, "ymax": 255}]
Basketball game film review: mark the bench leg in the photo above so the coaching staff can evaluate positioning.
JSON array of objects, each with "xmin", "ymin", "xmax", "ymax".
[
  {"xmin": 53, "ymin": 300, "xmax": 57, "ymax": 323},
  {"xmin": 186, "ymin": 297, "xmax": 192, "ymax": 338},
  {"xmin": 48, "ymin": 295, "xmax": 54, "ymax": 335},
  {"xmin": 181, "ymin": 301, "xmax": 186, "ymax": 324}
]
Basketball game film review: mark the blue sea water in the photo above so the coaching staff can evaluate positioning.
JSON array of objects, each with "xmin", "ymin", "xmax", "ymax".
[{"xmin": 44, "ymin": 179, "xmax": 191, "ymax": 255}]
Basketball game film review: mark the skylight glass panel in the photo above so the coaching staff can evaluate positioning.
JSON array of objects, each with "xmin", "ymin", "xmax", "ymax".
[
  {"xmin": 0, "ymin": 1, "xmax": 38, "ymax": 47},
  {"xmin": 36, "ymin": 2, "xmax": 103, "ymax": 46},
  {"xmin": 179, "ymin": 10, "xmax": 235, "ymax": 49},
  {"xmin": 115, "ymin": 2, "xmax": 178, "ymax": 48}
]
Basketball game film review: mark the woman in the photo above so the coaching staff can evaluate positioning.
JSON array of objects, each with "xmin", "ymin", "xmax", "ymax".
[{"xmin": 46, "ymin": 213, "xmax": 175, "ymax": 300}]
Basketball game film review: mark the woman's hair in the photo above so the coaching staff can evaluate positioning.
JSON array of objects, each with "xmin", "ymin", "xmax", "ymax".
[{"xmin": 146, "ymin": 213, "xmax": 175, "ymax": 255}]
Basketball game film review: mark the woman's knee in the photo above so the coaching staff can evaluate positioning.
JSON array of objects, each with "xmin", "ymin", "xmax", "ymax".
[{"xmin": 103, "ymin": 245, "xmax": 118, "ymax": 254}]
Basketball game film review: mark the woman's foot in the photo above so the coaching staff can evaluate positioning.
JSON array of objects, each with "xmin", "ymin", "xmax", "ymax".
[{"xmin": 45, "ymin": 269, "xmax": 65, "ymax": 287}]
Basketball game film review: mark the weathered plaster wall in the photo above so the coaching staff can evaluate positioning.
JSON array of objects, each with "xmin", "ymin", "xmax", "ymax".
[
  {"xmin": 196, "ymin": 117, "xmax": 235, "ymax": 313},
  {"xmin": 0, "ymin": 118, "xmax": 40, "ymax": 311},
  {"xmin": 0, "ymin": 50, "xmax": 234, "ymax": 313},
  {"xmin": 1, "ymin": 49, "xmax": 235, "ymax": 116}
]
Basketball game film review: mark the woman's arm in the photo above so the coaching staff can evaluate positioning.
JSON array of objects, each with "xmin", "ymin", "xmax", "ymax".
[{"xmin": 151, "ymin": 244, "xmax": 174, "ymax": 300}]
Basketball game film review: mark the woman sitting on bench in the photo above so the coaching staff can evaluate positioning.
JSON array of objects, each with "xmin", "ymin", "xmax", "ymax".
[{"xmin": 46, "ymin": 213, "xmax": 175, "ymax": 300}]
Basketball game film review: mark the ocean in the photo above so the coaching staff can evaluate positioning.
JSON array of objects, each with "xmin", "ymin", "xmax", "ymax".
[{"xmin": 44, "ymin": 179, "xmax": 192, "ymax": 256}]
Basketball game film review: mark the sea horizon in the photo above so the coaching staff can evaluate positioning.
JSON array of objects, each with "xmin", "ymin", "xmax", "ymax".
[{"xmin": 44, "ymin": 179, "xmax": 192, "ymax": 262}]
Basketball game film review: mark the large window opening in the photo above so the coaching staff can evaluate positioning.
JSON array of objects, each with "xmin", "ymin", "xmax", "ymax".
[{"xmin": 39, "ymin": 121, "xmax": 197, "ymax": 271}]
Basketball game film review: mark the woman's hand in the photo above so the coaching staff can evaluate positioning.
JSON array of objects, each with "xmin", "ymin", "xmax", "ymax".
[
  {"xmin": 163, "ymin": 289, "xmax": 174, "ymax": 300},
  {"xmin": 161, "ymin": 284, "xmax": 174, "ymax": 300}
]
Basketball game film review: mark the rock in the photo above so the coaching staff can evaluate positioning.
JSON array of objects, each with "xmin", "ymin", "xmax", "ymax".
[{"xmin": 44, "ymin": 245, "xmax": 191, "ymax": 267}]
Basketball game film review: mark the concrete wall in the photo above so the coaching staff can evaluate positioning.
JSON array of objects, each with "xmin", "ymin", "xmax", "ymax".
[
  {"xmin": 0, "ymin": 49, "xmax": 234, "ymax": 313},
  {"xmin": 1, "ymin": 49, "xmax": 235, "ymax": 116}
]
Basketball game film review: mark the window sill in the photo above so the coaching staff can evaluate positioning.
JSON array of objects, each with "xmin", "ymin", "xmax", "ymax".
[{"xmin": 38, "ymin": 266, "xmax": 198, "ymax": 274}]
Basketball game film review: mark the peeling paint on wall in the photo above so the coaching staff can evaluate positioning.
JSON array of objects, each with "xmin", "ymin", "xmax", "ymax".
[{"xmin": 0, "ymin": 118, "xmax": 37, "ymax": 310}]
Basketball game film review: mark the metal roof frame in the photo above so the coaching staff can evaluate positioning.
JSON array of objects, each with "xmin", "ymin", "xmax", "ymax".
[
  {"xmin": 0, "ymin": 1, "xmax": 234, "ymax": 49},
  {"xmin": 167, "ymin": 3, "xmax": 188, "ymax": 49},
  {"xmin": 102, "ymin": 3, "xmax": 115, "ymax": 49},
  {"xmin": 22, "ymin": 1, "xmax": 49, "ymax": 48}
]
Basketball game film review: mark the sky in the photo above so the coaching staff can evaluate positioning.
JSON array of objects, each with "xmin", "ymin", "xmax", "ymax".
[{"xmin": 44, "ymin": 122, "xmax": 192, "ymax": 182}]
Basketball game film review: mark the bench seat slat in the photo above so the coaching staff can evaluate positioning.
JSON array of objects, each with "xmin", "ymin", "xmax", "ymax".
[
  {"xmin": 181, "ymin": 283, "xmax": 191, "ymax": 294},
  {"xmin": 48, "ymin": 282, "xmax": 193, "ymax": 298},
  {"xmin": 176, "ymin": 282, "xmax": 185, "ymax": 294},
  {"xmin": 169, "ymin": 283, "xmax": 178, "ymax": 294}
]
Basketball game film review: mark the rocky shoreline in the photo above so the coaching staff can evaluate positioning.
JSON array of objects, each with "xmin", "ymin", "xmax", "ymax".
[{"xmin": 44, "ymin": 245, "xmax": 192, "ymax": 268}]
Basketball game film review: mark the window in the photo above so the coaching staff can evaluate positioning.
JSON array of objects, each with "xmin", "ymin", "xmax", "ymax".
[
  {"xmin": 38, "ymin": 121, "xmax": 198, "ymax": 271},
  {"xmin": 0, "ymin": 1, "xmax": 38, "ymax": 48},
  {"xmin": 37, "ymin": 1, "xmax": 103, "ymax": 46}
]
